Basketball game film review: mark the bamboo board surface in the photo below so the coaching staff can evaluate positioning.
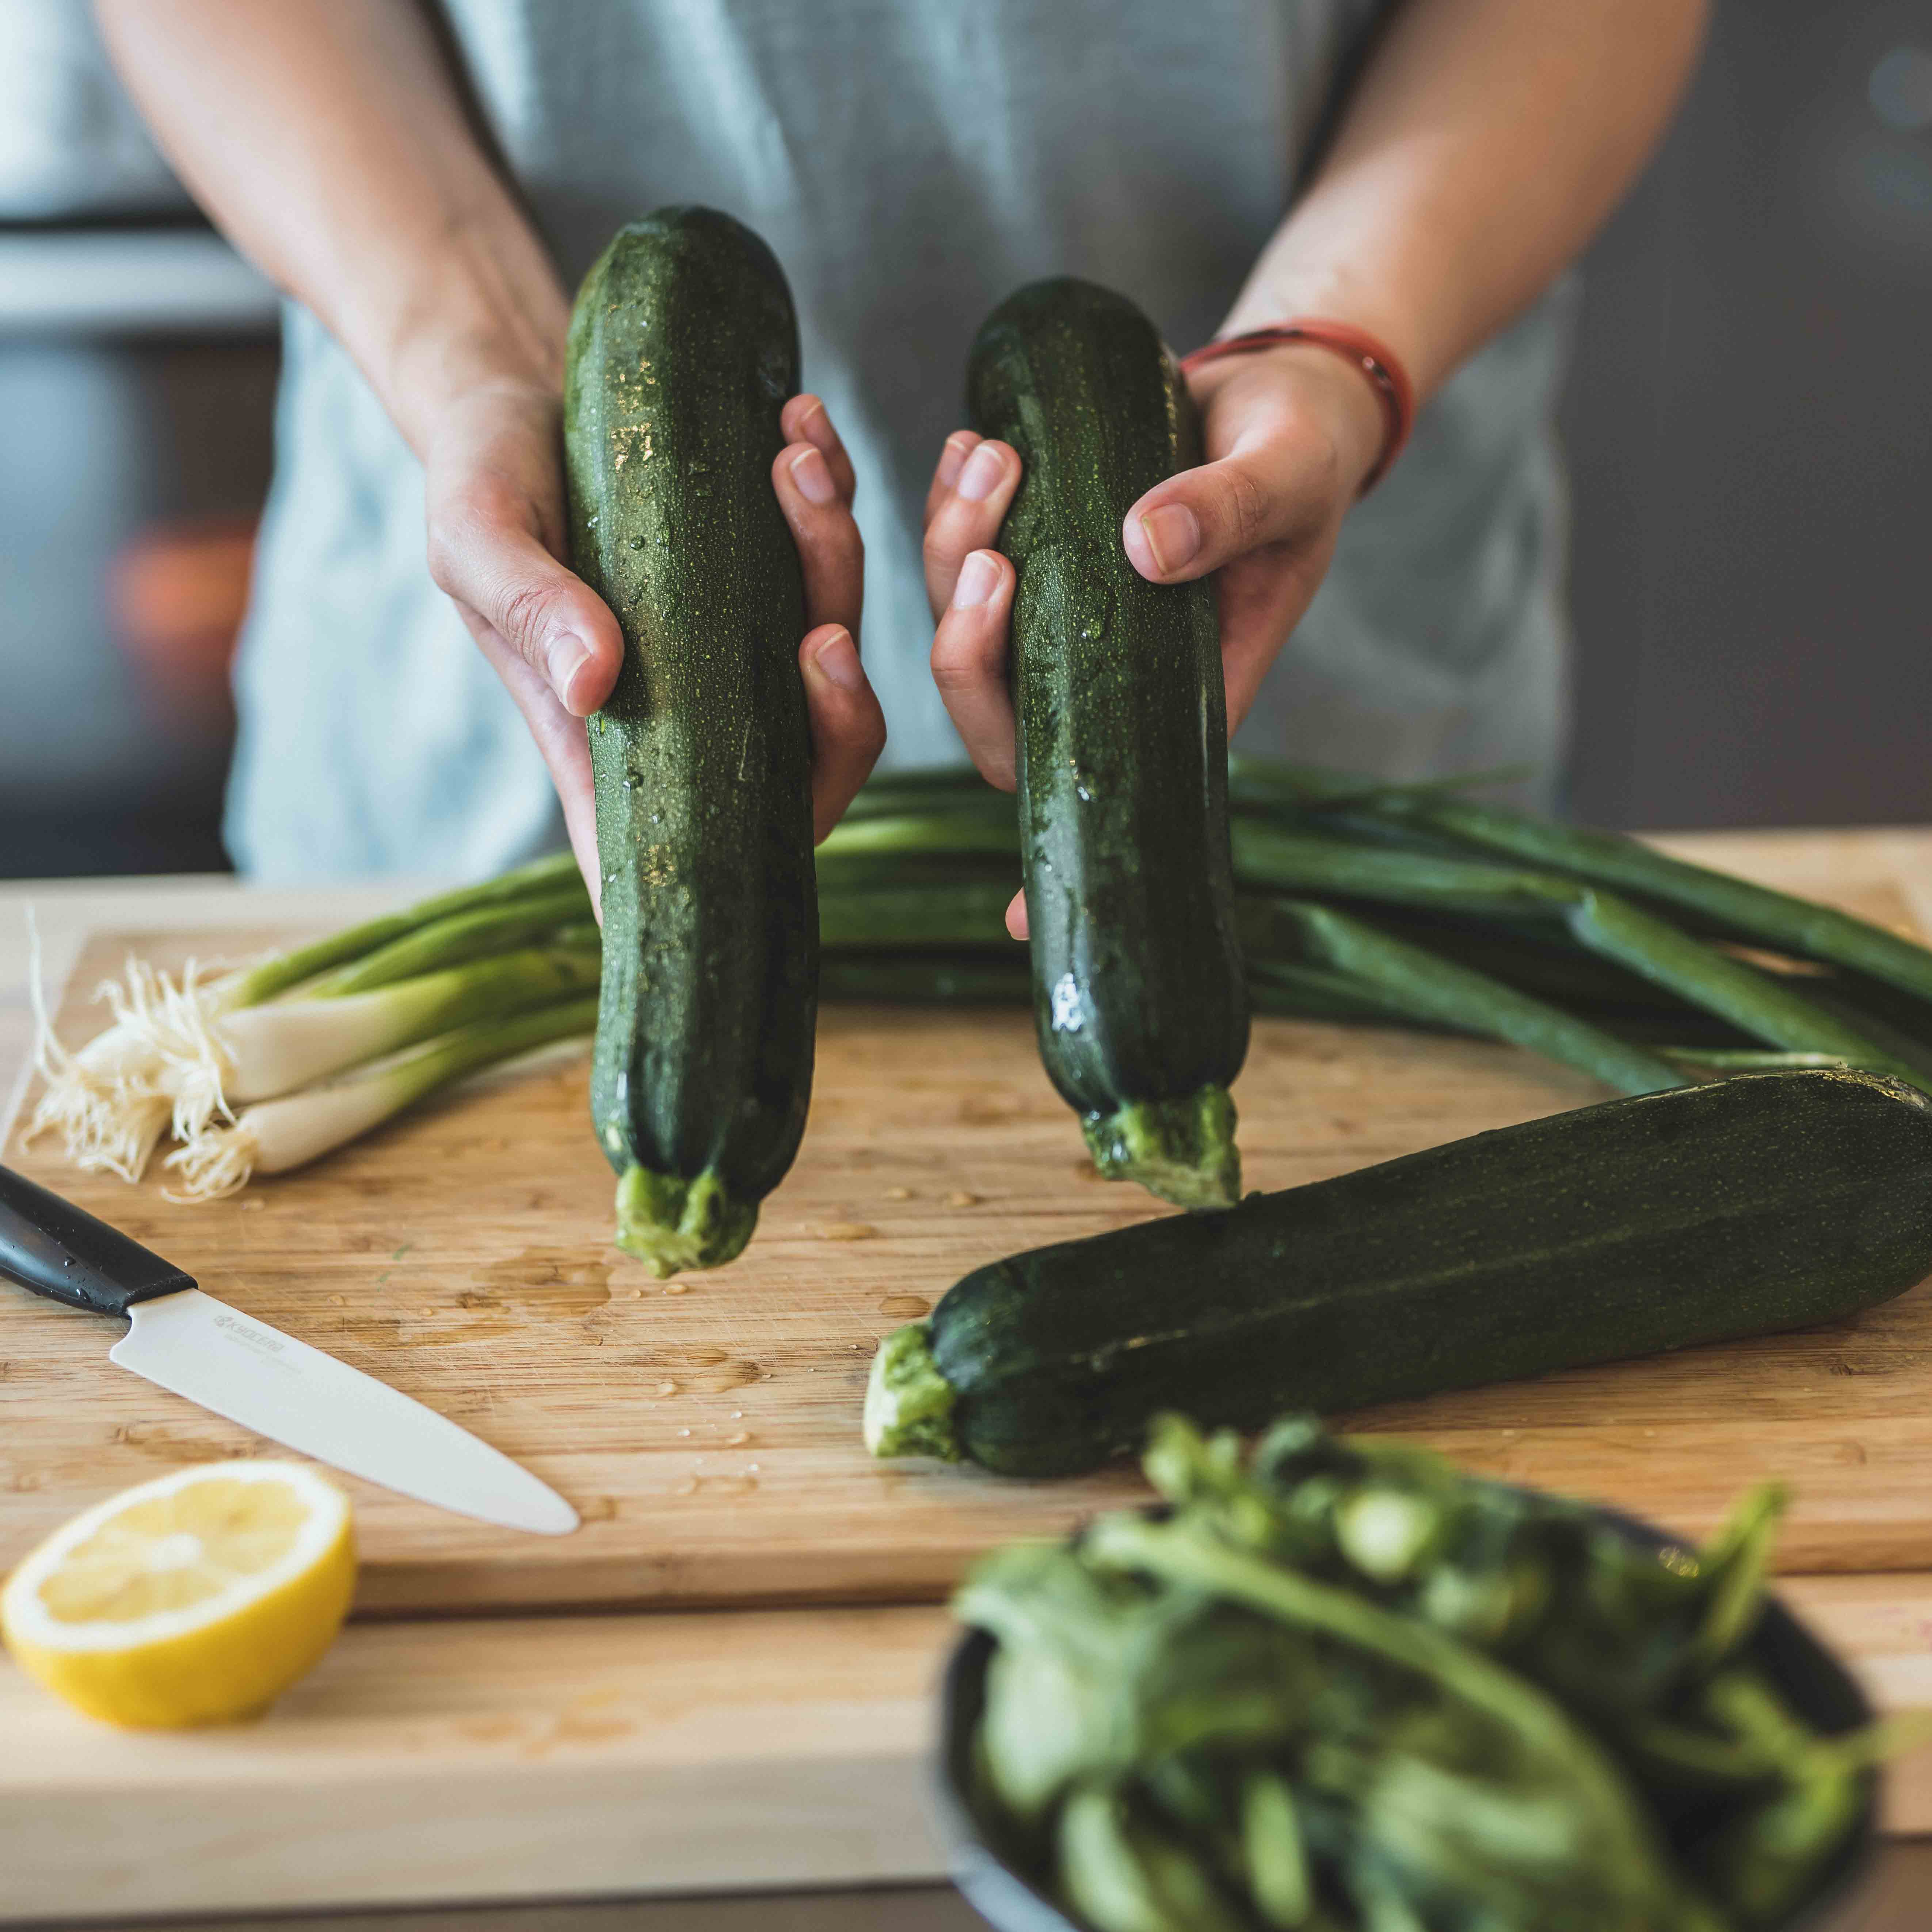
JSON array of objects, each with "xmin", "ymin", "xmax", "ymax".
[
  {"xmin": 7, "ymin": 828, "xmax": 1932, "ymax": 1614},
  {"xmin": 4, "ymin": 1581, "xmax": 1931, "ymax": 1924}
]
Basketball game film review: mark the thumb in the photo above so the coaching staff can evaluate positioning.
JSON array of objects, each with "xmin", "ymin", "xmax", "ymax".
[
  {"xmin": 428, "ymin": 507, "xmax": 623, "ymax": 716},
  {"xmin": 1121, "ymin": 438, "xmax": 1327, "ymax": 586}
]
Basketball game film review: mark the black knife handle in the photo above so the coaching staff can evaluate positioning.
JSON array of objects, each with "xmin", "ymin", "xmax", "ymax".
[{"xmin": 0, "ymin": 1164, "xmax": 194, "ymax": 1317}]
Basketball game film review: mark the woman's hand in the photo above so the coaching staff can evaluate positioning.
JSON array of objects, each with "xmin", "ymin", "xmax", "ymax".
[
  {"xmin": 94, "ymin": 2, "xmax": 889, "ymax": 899},
  {"xmin": 923, "ymin": 343, "xmax": 1385, "ymax": 935},
  {"xmin": 425, "ymin": 385, "xmax": 885, "ymax": 908}
]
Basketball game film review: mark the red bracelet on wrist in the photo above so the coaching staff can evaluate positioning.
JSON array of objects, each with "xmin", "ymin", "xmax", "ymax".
[{"xmin": 1179, "ymin": 321, "xmax": 1415, "ymax": 494}]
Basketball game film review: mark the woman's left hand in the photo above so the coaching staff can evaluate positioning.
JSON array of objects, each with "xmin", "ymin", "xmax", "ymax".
[
  {"xmin": 922, "ymin": 340, "xmax": 1388, "ymax": 934},
  {"xmin": 426, "ymin": 385, "xmax": 884, "ymax": 908}
]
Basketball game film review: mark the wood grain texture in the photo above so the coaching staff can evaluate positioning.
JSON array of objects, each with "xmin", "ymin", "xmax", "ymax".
[
  {"xmin": 2, "ymin": 1586, "xmax": 1928, "ymax": 1924},
  {"xmin": 7, "ymin": 825, "xmax": 1932, "ymax": 1613},
  {"xmin": 0, "ymin": 1602, "xmax": 952, "ymax": 1923}
]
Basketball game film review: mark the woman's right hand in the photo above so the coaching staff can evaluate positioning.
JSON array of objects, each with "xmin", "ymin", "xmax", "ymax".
[
  {"xmin": 423, "ymin": 382, "xmax": 885, "ymax": 910},
  {"xmin": 92, "ymin": 4, "xmax": 884, "ymax": 897}
]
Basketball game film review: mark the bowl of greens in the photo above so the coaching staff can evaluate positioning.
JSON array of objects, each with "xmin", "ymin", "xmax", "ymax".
[{"xmin": 937, "ymin": 1416, "xmax": 1880, "ymax": 1932}]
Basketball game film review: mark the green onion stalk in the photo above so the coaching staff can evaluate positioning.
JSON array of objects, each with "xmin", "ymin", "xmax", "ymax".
[
  {"xmin": 163, "ymin": 945, "xmax": 600, "ymax": 1136},
  {"xmin": 1231, "ymin": 825, "xmax": 1932, "ymax": 1091},
  {"xmin": 1234, "ymin": 754, "xmax": 1932, "ymax": 1007},
  {"xmin": 297, "ymin": 886, "xmax": 591, "ymax": 996},
  {"xmin": 164, "ymin": 995, "xmax": 599, "ymax": 1202},
  {"xmin": 25, "ymin": 855, "xmax": 588, "ymax": 1180},
  {"xmin": 39, "ymin": 759, "xmax": 1932, "ymax": 1199},
  {"xmin": 1246, "ymin": 899, "xmax": 1685, "ymax": 1097}
]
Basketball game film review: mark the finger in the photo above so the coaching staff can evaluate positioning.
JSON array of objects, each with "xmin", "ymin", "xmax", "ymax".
[
  {"xmin": 427, "ymin": 487, "xmax": 623, "ymax": 715},
  {"xmin": 799, "ymin": 624, "xmax": 887, "ymax": 840},
  {"xmin": 923, "ymin": 430, "xmax": 982, "ymax": 524},
  {"xmin": 1120, "ymin": 433, "xmax": 1333, "ymax": 587},
  {"xmin": 929, "ymin": 547, "xmax": 1019, "ymax": 789},
  {"xmin": 781, "ymin": 393, "xmax": 857, "ymax": 503},
  {"xmin": 1006, "ymin": 887, "xmax": 1029, "ymax": 942},
  {"xmin": 1215, "ymin": 544, "xmax": 1332, "ymax": 733},
  {"xmin": 922, "ymin": 438, "xmax": 1020, "ymax": 617},
  {"xmin": 773, "ymin": 441, "xmax": 864, "ymax": 640},
  {"xmin": 456, "ymin": 606, "xmax": 605, "ymax": 918}
]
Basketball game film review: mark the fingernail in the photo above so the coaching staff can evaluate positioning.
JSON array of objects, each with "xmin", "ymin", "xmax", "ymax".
[
  {"xmin": 546, "ymin": 631, "xmax": 592, "ymax": 705},
  {"xmin": 953, "ymin": 550, "xmax": 1000, "ymax": 610},
  {"xmin": 790, "ymin": 446, "xmax": 836, "ymax": 505},
  {"xmin": 809, "ymin": 626, "xmax": 864, "ymax": 692},
  {"xmin": 1136, "ymin": 503, "xmax": 1201, "ymax": 574},
  {"xmin": 938, "ymin": 433, "xmax": 975, "ymax": 490},
  {"xmin": 798, "ymin": 396, "xmax": 837, "ymax": 452},
  {"xmin": 958, "ymin": 442, "xmax": 1007, "ymax": 502}
]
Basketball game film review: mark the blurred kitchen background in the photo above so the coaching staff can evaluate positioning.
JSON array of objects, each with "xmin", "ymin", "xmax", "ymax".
[{"xmin": 1, "ymin": 0, "xmax": 1928, "ymax": 879}]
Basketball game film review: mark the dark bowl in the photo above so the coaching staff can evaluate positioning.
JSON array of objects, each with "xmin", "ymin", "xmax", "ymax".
[{"xmin": 934, "ymin": 1506, "xmax": 1879, "ymax": 1932}]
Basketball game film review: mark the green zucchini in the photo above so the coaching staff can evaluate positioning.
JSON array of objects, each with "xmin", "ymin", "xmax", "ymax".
[
  {"xmin": 564, "ymin": 207, "xmax": 815, "ymax": 1275},
  {"xmin": 866, "ymin": 1068, "xmax": 1932, "ymax": 1475},
  {"xmin": 968, "ymin": 278, "xmax": 1249, "ymax": 1211}
]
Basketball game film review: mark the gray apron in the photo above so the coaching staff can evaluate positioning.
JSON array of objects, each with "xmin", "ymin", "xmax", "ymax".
[{"xmin": 228, "ymin": 0, "xmax": 1571, "ymax": 880}]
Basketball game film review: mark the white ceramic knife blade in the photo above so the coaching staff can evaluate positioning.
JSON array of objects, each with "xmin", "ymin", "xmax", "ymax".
[
  {"xmin": 110, "ymin": 1290, "xmax": 579, "ymax": 1535},
  {"xmin": 0, "ymin": 1160, "xmax": 578, "ymax": 1536}
]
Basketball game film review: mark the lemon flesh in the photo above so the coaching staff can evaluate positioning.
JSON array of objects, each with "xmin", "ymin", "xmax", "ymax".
[{"xmin": 1, "ymin": 1461, "xmax": 354, "ymax": 1727}]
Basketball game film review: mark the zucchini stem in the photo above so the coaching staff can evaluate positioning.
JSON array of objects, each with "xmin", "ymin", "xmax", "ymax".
[
  {"xmin": 1082, "ymin": 1086, "xmax": 1242, "ymax": 1211},
  {"xmin": 864, "ymin": 1321, "xmax": 961, "ymax": 1460},
  {"xmin": 612, "ymin": 1165, "xmax": 758, "ymax": 1279}
]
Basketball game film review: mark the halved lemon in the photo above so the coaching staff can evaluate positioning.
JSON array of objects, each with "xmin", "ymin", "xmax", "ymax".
[{"xmin": 1, "ymin": 1461, "xmax": 355, "ymax": 1728}]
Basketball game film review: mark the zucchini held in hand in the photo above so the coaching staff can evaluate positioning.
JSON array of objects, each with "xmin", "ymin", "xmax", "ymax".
[
  {"xmin": 868, "ymin": 1068, "xmax": 1932, "ymax": 1475},
  {"xmin": 968, "ymin": 278, "xmax": 1249, "ymax": 1211},
  {"xmin": 564, "ymin": 207, "xmax": 816, "ymax": 1275}
]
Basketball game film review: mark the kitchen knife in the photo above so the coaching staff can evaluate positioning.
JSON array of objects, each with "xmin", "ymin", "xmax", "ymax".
[{"xmin": 0, "ymin": 1162, "xmax": 578, "ymax": 1536}]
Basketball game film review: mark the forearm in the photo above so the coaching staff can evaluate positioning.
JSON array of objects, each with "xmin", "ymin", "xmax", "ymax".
[
  {"xmin": 1224, "ymin": 0, "xmax": 1708, "ymax": 399},
  {"xmin": 94, "ymin": 0, "xmax": 563, "ymax": 453}
]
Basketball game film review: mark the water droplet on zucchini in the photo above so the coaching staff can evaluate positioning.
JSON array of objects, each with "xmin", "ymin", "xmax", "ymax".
[{"xmin": 1051, "ymin": 973, "xmax": 1086, "ymax": 1033}]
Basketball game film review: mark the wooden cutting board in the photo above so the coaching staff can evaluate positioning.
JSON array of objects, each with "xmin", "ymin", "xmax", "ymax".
[{"xmin": 8, "ymin": 876, "xmax": 1932, "ymax": 1614}]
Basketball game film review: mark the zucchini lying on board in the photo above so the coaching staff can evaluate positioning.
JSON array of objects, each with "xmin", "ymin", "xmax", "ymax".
[
  {"xmin": 968, "ymin": 278, "xmax": 1249, "ymax": 1211},
  {"xmin": 564, "ymin": 207, "xmax": 816, "ymax": 1275},
  {"xmin": 867, "ymin": 1068, "xmax": 1932, "ymax": 1476}
]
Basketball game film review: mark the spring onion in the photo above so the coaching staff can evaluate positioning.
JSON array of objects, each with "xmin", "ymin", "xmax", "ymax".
[
  {"xmin": 818, "ymin": 952, "xmax": 1032, "ymax": 1005},
  {"xmin": 164, "ymin": 994, "xmax": 599, "ymax": 1201},
  {"xmin": 1246, "ymin": 898, "xmax": 1685, "ymax": 1095},
  {"xmin": 298, "ymin": 887, "xmax": 590, "ymax": 997},
  {"xmin": 1233, "ymin": 825, "xmax": 1930, "ymax": 1089},
  {"xmin": 24, "ymin": 929, "xmax": 177, "ymax": 1182},
  {"xmin": 819, "ymin": 883, "xmax": 1019, "ymax": 949},
  {"xmin": 1246, "ymin": 755, "xmax": 1932, "ymax": 1007},
  {"xmin": 169, "ymin": 945, "xmax": 600, "ymax": 1125},
  {"xmin": 26, "ymin": 857, "xmax": 590, "ymax": 1177},
  {"xmin": 225, "ymin": 850, "xmax": 587, "ymax": 998},
  {"xmin": 35, "ymin": 758, "xmax": 1932, "ymax": 1204}
]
